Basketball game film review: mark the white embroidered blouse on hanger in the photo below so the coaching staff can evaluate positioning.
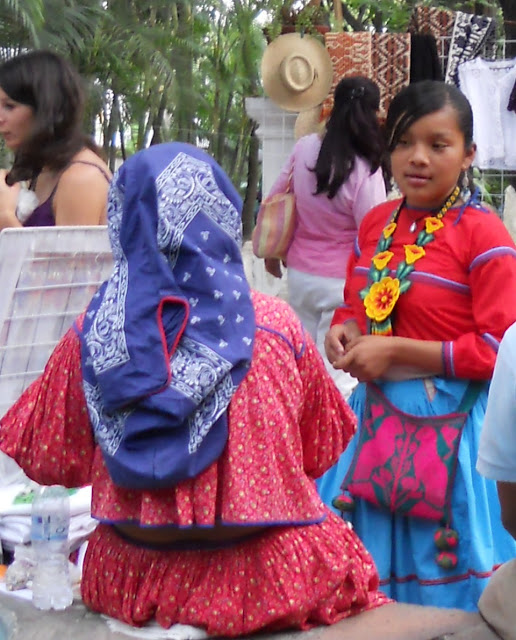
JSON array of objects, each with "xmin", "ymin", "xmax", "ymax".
[{"xmin": 458, "ymin": 57, "xmax": 516, "ymax": 170}]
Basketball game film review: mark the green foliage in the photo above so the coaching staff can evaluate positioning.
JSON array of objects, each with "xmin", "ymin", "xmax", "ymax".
[
  {"xmin": 326, "ymin": 0, "xmax": 493, "ymax": 33},
  {"xmin": 262, "ymin": 0, "xmax": 331, "ymax": 40},
  {"xmin": 0, "ymin": 0, "xmax": 509, "ymax": 216},
  {"xmin": 0, "ymin": 0, "xmax": 44, "ymax": 50}
]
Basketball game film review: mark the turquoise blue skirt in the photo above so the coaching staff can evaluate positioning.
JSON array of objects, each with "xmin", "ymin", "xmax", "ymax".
[{"xmin": 317, "ymin": 377, "xmax": 516, "ymax": 611}]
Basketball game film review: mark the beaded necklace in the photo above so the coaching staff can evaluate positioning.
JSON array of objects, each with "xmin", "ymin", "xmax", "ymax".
[{"xmin": 360, "ymin": 185, "xmax": 460, "ymax": 336}]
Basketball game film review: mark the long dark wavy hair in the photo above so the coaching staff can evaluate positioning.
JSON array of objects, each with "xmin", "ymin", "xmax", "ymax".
[
  {"xmin": 312, "ymin": 76, "xmax": 389, "ymax": 198},
  {"xmin": 0, "ymin": 50, "xmax": 102, "ymax": 185}
]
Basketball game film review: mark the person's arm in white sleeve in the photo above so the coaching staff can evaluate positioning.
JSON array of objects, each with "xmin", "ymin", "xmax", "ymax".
[{"xmin": 477, "ymin": 323, "xmax": 516, "ymax": 539}]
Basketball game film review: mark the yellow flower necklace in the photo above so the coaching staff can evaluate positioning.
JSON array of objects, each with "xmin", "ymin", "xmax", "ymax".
[{"xmin": 361, "ymin": 185, "xmax": 460, "ymax": 336}]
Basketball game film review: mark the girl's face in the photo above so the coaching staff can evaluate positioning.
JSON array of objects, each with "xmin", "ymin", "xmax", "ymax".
[
  {"xmin": 0, "ymin": 86, "xmax": 34, "ymax": 151},
  {"xmin": 390, "ymin": 104, "xmax": 476, "ymax": 210}
]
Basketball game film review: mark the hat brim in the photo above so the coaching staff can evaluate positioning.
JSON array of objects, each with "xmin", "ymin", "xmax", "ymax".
[
  {"xmin": 294, "ymin": 105, "xmax": 326, "ymax": 139},
  {"xmin": 261, "ymin": 33, "xmax": 333, "ymax": 112}
]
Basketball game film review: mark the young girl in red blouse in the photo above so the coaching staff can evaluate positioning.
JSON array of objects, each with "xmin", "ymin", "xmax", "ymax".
[{"xmin": 322, "ymin": 80, "xmax": 516, "ymax": 611}]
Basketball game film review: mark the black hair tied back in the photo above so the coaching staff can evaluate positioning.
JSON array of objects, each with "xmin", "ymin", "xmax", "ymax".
[{"xmin": 350, "ymin": 86, "xmax": 365, "ymax": 101}]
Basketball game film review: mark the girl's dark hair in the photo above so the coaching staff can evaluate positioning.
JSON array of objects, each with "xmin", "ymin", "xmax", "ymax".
[
  {"xmin": 385, "ymin": 80, "xmax": 474, "ymax": 152},
  {"xmin": 0, "ymin": 50, "xmax": 101, "ymax": 184},
  {"xmin": 312, "ymin": 76, "xmax": 389, "ymax": 198}
]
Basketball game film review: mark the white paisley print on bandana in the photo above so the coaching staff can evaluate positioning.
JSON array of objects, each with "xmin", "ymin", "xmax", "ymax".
[
  {"xmin": 155, "ymin": 154, "xmax": 248, "ymax": 454},
  {"xmin": 171, "ymin": 336, "xmax": 234, "ymax": 454},
  {"xmin": 77, "ymin": 142, "xmax": 255, "ymax": 489},
  {"xmin": 156, "ymin": 152, "xmax": 242, "ymax": 261},
  {"xmin": 83, "ymin": 379, "xmax": 132, "ymax": 456},
  {"xmin": 84, "ymin": 182, "xmax": 130, "ymax": 375}
]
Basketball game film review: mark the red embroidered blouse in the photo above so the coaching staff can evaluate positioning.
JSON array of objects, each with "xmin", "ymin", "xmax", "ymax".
[{"xmin": 332, "ymin": 199, "xmax": 516, "ymax": 379}]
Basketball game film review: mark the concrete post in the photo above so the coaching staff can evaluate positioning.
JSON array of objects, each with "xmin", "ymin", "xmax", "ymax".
[{"xmin": 244, "ymin": 97, "xmax": 297, "ymax": 298}]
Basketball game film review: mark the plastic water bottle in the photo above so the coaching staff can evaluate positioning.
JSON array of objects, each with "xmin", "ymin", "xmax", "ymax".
[{"xmin": 30, "ymin": 485, "xmax": 73, "ymax": 610}]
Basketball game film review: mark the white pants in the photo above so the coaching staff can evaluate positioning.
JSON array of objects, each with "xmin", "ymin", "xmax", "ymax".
[{"xmin": 287, "ymin": 267, "xmax": 357, "ymax": 399}]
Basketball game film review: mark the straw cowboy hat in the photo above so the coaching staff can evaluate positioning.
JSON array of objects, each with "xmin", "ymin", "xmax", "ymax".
[
  {"xmin": 294, "ymin": 104, "xmax": 326, "ymax": 139},
  {"xmin": 261, "ymin": 33, "xmax": 333, "ymax": 112},
  {"xmin": 478, "ymin": 559, "xmax": 516, "ymax": 640}
]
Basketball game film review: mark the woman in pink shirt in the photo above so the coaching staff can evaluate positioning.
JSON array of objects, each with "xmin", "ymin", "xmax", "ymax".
[{"xmin": 262, "ymin": 76, "xmax": 389, "ymax": 397}]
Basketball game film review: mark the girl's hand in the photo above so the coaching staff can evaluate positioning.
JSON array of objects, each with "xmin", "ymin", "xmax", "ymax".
[
  {"xmin": 335, "ymin": 335, "xmax": 395, "ymax": 382},
  {"xmin": 325, "ymin": 321, "xmax": 362, "ymax": 366},
  {"xmin": 0, "ymin": 169, "xmax": 21, "ymax": 229}
]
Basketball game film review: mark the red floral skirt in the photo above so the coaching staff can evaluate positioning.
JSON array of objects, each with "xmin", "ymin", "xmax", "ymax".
[{"xmin": 81, "ymin": 511, "xmax": 390, "ymax": 636}]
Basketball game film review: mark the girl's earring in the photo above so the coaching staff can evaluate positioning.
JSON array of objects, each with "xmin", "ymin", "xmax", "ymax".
[
  {"xmin": 390, "ymin": 179, "xmax": 401, "ymax": 198},
  {"xmin": 461, "ymin": 172, "xmax": 471, "ymax": 201}
]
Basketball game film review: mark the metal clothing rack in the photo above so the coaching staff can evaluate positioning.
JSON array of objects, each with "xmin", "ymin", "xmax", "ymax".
[{"xmin": 438, "ymin": 36, "xmax": 516, "ymax": 216}]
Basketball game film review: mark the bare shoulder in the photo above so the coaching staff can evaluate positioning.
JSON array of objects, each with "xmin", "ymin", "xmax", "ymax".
[
  {"xmin": 53, "ymin": 149, "xmax": 111, "ymax": 225},
  {"xmin": 59, "ymin": 149, "xmax": 112, "ymax": 187}
]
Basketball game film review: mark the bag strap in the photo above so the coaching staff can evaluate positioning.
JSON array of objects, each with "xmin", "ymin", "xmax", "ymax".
[
  {"xmin": 286, "ymin": 168, "xmax": 294, "ymax": 192},
  {"xmin": 286, "ymin": 156, "xmax": 295, "ymax": 193},
  {"xmin": 458, "ymin": 381, "xmax": 485, "ymax": 414}
]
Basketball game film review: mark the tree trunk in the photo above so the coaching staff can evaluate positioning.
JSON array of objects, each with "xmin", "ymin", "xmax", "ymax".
[
  {"xmin": 242, "ymin": 125, "xmax": 260, "ymax": 241},
  {"xmin": 174, "ymin": 0, "xmax": 195, "ymax": 143},
  {"xmin": 150, "ymin": 90, "xmax": 168, "ymax": 146},
  {"xmin": 106, "ymin": 90, "xmax": 119, "ymax": 173},
  {"xmin": 118, "ymin": 96, "xmax": 126, "ymax": 162}
]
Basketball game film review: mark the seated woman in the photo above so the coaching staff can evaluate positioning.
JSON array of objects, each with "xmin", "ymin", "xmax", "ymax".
[{"xmin": 0, "ymin": 142, "xmax": 390, "ymax": 635}]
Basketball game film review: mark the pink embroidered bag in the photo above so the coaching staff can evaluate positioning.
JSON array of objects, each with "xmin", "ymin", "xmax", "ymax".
[
  {"xmin": 252, "ymin": 167, "xmax": 296, "ymax": 261},
  {"xmin": 342, "ymin": 381, "xmax": 482, "ymax": 521}
]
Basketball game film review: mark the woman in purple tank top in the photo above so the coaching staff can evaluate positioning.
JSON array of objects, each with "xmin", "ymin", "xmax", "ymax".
[{"xmin": 0, "ymin": 50, "xmax": 111, "ymax": 230}]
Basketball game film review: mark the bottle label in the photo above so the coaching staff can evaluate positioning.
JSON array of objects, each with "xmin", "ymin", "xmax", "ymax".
[{"xmin": 31, "ymin": 515, "xmax": 68, "ymax": 542}]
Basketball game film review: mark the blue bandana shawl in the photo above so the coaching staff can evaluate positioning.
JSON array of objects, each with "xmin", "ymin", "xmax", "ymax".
[{"xmin": 78, "ymin": 143, "xmax": 255, "ymax": 489}]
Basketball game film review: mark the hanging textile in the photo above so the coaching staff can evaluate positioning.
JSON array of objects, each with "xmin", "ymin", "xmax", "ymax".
[
  {"xmin": 410, "ymin": 33, "xmax": 443, "ymax": 83},
  {"xmin": 458, "ymin": 57, "xmax": 516, "ymax": 170},
  {"xmin": 408, "ymin": 5, "xmax": 456, "ymax": 69},
  {"xmin": 408, "ymin": 5, "xmax": 456, "ymax": 39},
  {"xmin": 371, "ymin": 33, "xmax": 411, "ymax": 120},
  {"xmin": 321, "ymin": 32, "xmax": 372, "ymax": 117},
  {"xmin": 445, "ymin": 11, "xmax": 497, "ymax": 86}
]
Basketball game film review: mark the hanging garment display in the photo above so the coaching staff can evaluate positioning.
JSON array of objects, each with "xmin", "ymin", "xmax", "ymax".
[
  {"xmin": 408, "ymin": 5, "xmax": 456, "ymax": 40},
  {"xmin": 321, "ymin": 31, "xmax": 372, "ymax": 116},
  {"xmin": 408, "ymin": 5, "xmax": 456, "ymax": 71},
  {"xmin": 458, "ymin": 57, "xmax": 516, "ymax": 170},
  {"xmin": 410, "ymin": 34, "xmax": 443, "ymax": 83},
  {"xmin": 371, "ymin": 33, "xmax": 411, "ymax": 120},
  {"xmin": 445, "ymin": 11, "xmax": 497, "ymax": 86}
]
